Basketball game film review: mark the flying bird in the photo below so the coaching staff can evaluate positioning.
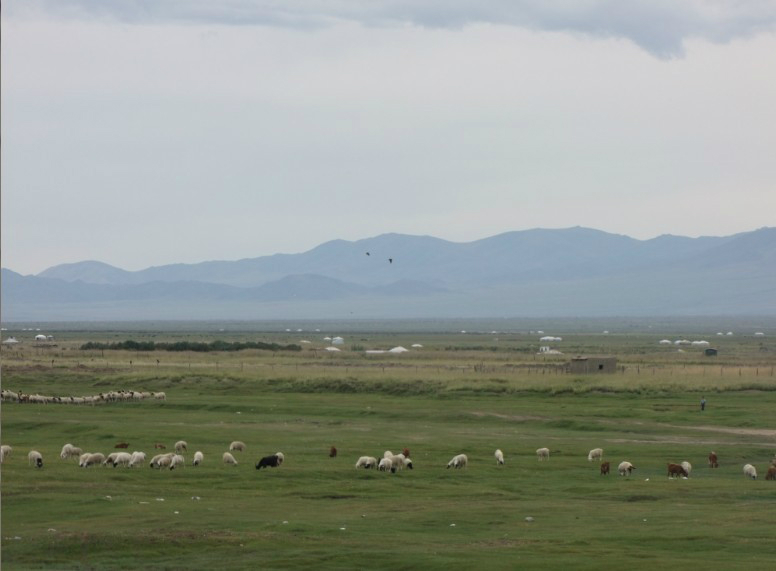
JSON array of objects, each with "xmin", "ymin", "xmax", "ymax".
[
  {"xmin": 388, "ymin": 258, "xmax": 393, "ymax": 264},
  {"xmin": 365, "ymin": 252, "xmax": 370, "ymax": 256}
]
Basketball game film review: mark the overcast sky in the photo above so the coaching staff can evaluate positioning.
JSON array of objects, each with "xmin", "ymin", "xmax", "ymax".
[{"xmin": 3, "ymin": 1, "xmax": 776, "ymax": 275}]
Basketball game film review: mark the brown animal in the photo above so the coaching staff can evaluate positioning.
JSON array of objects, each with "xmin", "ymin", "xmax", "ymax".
[
  {"xmin": 115, "ymin": 442, "xmax": 129, "ymax": 449},
  {"xmin": 600, "ymin": 461, "xmax": 610, "ymax": 475},
  {"xmin": 668, "ymin": 463, "xmax": 689, "ymax": 478},
  {"xmin": 765, "ymin": 466, "xmax": 776, "ymax": 481},
  {"xmin": 154, "ymin": 443, "xmax": 166, "ymax": 449},
  {"xmin": 402, "ymin": 447, "xmax": 410, "ymax": 458},
  {"xmin": 329, "ymin": 446, "xmax": 337, "ymax": 458},
  {"xmin": 708, "ymin": 452, "xmax": 719, "ymax": 468}
]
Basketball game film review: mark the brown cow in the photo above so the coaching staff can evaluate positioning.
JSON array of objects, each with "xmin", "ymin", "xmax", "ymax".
[
  {"xmin": 600, "ymin": 461, "xmax": 610, "ymax": 475},
  {"xmin": 765, "ymin": 466, "xmax": 776, "ymax": 481},
  {"xmin": 402, "ymin": 447, "xmax": 410, "ymax": 458},
  {"xmin": 329, "ymin": 446, "xmax": 337, "ymax": 458},
  {"xmin": 708, "ymin": 452, "xmax": 719, "ymax": 468},
  {"xmin": 668, "ymin": 463, "xmax": 689, "ymax": 478},
  {"xmin": 154, "ymin": 443, "xmax": 166, "ymax": 449},
  {"xmin": 115, "ymin": 442, "xmax": 129, "ymax": 449}
]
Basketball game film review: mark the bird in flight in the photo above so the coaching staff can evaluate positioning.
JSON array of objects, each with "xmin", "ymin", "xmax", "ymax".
[{"xmin": 388, "ymin": 258, "xmax": 393, "ymax": 264}]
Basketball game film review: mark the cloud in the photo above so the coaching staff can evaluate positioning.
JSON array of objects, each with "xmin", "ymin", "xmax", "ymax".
[{"xmin": 9, "ymin": 0, "xmax": 776, "ymax": 58}]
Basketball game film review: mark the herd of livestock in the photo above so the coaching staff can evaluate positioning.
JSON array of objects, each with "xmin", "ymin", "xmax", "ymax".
[{"xmin": 2, "ymin": 442, "xmax": 775, "ymax": 481}]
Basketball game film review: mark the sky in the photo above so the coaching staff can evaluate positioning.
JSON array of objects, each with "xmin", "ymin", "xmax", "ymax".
[{"xmin": 2, "ymin": 0, "xmax": 776, "ymax": 275}]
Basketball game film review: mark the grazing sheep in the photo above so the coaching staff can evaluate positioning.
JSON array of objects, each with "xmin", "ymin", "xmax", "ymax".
[
  {"xmin": 588, "ymin": 448, "xmax": 603, "ymax": 462},
  {"xmin": 174, "ymin": 441, "xmax": 188, "ymax": 453},
  {"xmin": 223, "ymin": 452, "xmax": 238, "ymax": 466},
  {"xmin": 229, "ymin": 441, "xmax": 246, "ymax": 452},
  {"xmin": 402, "ymin": 447, "xmax": 410, "ymax": 458},
  {"xmin": 708, "ymin": 451, "xmax": 719, "ymax": 468},
  {"xmin": 447, "ymin": 454, "xmax": 468, "ymax": 469},
  {"xmin": 495, "ymin": 449, "xmax": 505, "ymax": 465},
  {"xmin": 113, "ymin": 452, "xmax": 133, "ymax": 467},
  {"xmin": 355, "ymin": 456, "xmax": 378, "ymax": 469},
  {"xmin": 153, "ymin": 392, "xmax": 166, "ymax": 400},
  {"xmin": 402, "ymin": 457, "xmax": 413, "ymax": 470},
  {"xmin": 129, "ymin": 451, "xmax": 147, "ymax": 467},
  {"xmin": 765, "ymin": 466, "xmax": 776, "ymax": 481},
  {"xmin": 329, "ymin": 446, "xmax": 337, "ymax": 458},
  {"xmin": 103, "ymin": 453, "xmax": 120, "ymax": 466},
  {"xmin": 28, "ymin": 450, "xmax": 43, "ymax": 468},
  {"xmin": 169, "ymin": 454, "xmax": 185, "ymax": 470},
  {"xmin": 378, "ymin": 457, "xmax": 394, "ymax": 472},
  {"xmin": 78, "ymin": 452, "xmax": 91, "ymax": 467},
  {"xmin": 193, "ymin": 451, "xmax": 204, "ymax": 466},
  {"xmin": 600, "ymin": 461, "xmax": 610, "ymax": 475},
  {"xmin": 60, "ymin": 443, "xmax": 83, "ymax": 460},
  {"xmin": 668, "ymin": 463, "xmax": 689, "ymax": 478},
  {"xmin": 743, "ymin": 464, "xmax": 757, "ymax": 479},
  {"xmin": 536, "ymin": 447, "xmax": 550, "ymax": 461},
  {"xmin": 114, "ymin": 442, "xmax": 130, "ymax": 449},
  {"xmin": 383, "ymin": 450, "xmax": 394, "ymax": 459},
  {"xmin": 256, "ymin": 454, "xmax": 282, "ymax": 469},
  {"xmin": 1, "ymin": 445, "xmax": 12, "ymax": 463},
  {"xmin": 618, "ymin": 461, "xmax": 635, "ymax": 476},
  {"xmin": 681, "ymin": 461, "xmax": 692, "ymax": 477},
  {"xmin": 388, "ymin": 454, "xmax": 408, "ymax": 471},
  {"xmin": 149, "ymin": 452, "xmax": 175, "ymax": 469}
]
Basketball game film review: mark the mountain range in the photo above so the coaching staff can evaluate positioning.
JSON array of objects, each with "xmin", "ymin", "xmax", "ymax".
[{"xmin": 3, "ymin": 226, "xmax": 775, "ymax": 321}]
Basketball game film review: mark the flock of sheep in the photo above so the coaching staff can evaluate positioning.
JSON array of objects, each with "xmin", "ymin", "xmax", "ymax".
[
  {"xmin": 2, "ymin": 442, "xmax": 774, "ymax": 481},
  {"xmin": 0, "ymin": 440, "xmax": 285, "ymax": 472},
  {"xmin": 1, "ymin": 389, "xmax": 166, "ymax": 405}
]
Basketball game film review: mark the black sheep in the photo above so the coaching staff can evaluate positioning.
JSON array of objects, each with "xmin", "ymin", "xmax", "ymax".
[{"xmin": 256, "ymin": 454, "xmax": 280, "ymax": 470}]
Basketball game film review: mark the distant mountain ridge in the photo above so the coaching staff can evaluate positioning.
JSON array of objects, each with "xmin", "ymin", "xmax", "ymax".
[{"xmin": 4, "ymin": 226, "xmax": 776, "ymax": 320}]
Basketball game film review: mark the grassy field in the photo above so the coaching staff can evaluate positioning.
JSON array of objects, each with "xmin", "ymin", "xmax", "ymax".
[{"xmin": 2, "ymin": 327, "xmax": 775, "ymax": 569}]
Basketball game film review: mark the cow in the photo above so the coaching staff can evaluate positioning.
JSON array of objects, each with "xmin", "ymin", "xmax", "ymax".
[
  {"xmin": 114, "ymin": 442, "xmax": 130, "ymax": 449},
  {"xmin": 600, "ymin": 461, "xmax": 610, "ymax": 475},
  {"xmin": 668, "ymin": 463, "xmax": 689, "ymax": 478},
  {"xmin": 708, "ymin": 451, "xmax": 719, "ymax": 468},
  {"xmin": 329, "ymin": 446, "xmax": 337, "ymax": 458}
]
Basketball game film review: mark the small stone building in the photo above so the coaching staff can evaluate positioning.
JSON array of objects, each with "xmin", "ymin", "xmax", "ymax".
[{"xmin": 567, "ymin": 356, "xmax": 618, "ymax": 374}]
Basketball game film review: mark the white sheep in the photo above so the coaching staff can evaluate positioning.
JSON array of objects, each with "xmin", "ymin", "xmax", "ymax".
[
  {"xmin": 681, "ymin": 461, "xmax": 692, "ymax": 477},
  {"xmin": 447, "ymin": 454, "xmax": 468, "ymax": 469},
  {"xmin": 112, "ymin": 452, "xmax": 132, "ymax": 467},
  {"xmin": 229, "ymin": 441, "xmax": 246, "ymax": 452},
  {"xmin": 223, "ymin": 452, "xmax": 238, "ymax": 466},
  {"xmin": 383, "ymin": 450, "xmax": 394, "ymax": 459},
  {"xmin": 169, "ymin": 454, "xmax": 185, "ymax": 470},
  {"xmin": 60, "ymin": 443, "xmax": 77, "ymax": 460},
  {"xmin": 587, "ymin": 448, "xmax": 603, "ymax": 462},
  {"xmin": 149, "ymin": 452, "xmax": 174, "ymax": 469},
  {"xmin": 1, "ymin": 445, "xmax": 12, "ymax": 463},
  {"xmin": 174, "ymin": 441, "xmax": 188, "ymax": 453},
  {"xmin": 536, "ymin": 447, "xmax": 550, "ymax": 461},
  {"xmin": 388, "ymin": 454, "xmax": 408, "ymax": 471},
  {"xmin": 495, "ymin": 449, "xmax": 505, "ymax": 465},
  {"xmin": 743, "ymin": 464, "xmax": 757, "ymax": 479},
  {"xmin": 28, "ymin": 450, "xmax": 43, "ymax": 468},
  {"xmin": 192, "ymin": 451, "xmax": 204, "ymax": 466},
  {"xmin": 355, "ymin": 456, "xmax": 378, "ymax": 469},
  {"xmin": 378, "ymin": 457, "xmax": 393, "ymax": 472},
  {"xmin": 129, "ymin": 451, "xmax": 147, "ymax": 467},
  {"xmin": 103, "ymin": 452, "xmax": 120, "ymax": 466},
  {"xmin": 618, "ymin": 461, "xmax": 635, "ymax": 476}
]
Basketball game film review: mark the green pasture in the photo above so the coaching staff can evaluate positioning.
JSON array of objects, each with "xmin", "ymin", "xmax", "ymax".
[{"xmin": 2, "ymin": 332, "xmax": 776, "ymax": 570}]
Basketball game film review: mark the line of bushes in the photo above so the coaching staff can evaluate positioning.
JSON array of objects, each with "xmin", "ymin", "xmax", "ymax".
[{"xmin": 79, "ymin": 340, "xmax": 302, "ymax": 352}]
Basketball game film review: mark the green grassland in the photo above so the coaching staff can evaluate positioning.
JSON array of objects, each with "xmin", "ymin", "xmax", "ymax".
[{"xmin": 2, "ymin": 328, "xmax": 775, "ymax": 569}]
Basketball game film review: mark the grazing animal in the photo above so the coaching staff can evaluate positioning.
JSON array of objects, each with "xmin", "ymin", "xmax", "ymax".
[
  {"xmin": 743, "ymin": 464, "xmax": 757, "ymax": 480},
  {"xmin": 169, "ymin": 454, "xmax": 185, "ymax": 470},
  {"xmin": 112, "ymin": 452, "xmax": 133, "ymax": 467},
  {"xmin": 618, "ymin": 461, "xmax": 635, "ymax": 476},
  {"xmin": 192, "ymin": 451, "xmax": 204, "ymax": 466},
  {"xmin": 536, "ymin": 447, "xmax": 550, "ymax": 461},
  {"xmin": 1, "ymin": 445, "xmax": 12, "ymax": 463},
  {"xmin": 174, "ymin": 441, "xmax": 188, "ymax": 454},
  {"xmin": 114, "ymin": 442, "xmax": 130, "ymax": 449},
  {"xmin": 402, "ymin": 448, "xmax": 410, "ymax": 458},
  {"xmin": 329, "ymin": 446, "xmax": 337, "ymax": 458},
  {"xmin": 600, "ymin": 461, "xmax": 610, "ymax": 475},
  {"xmin": 229, "ymin": 441, "xmax": 246, "ymax": 452},
  {"xmin": 708, "ymin": 451, "xmax": 719, "ymax": 468},
  {"xmin": 447, "ymin": 454, "xmax": 468, "ymax": 469},
  {"xmin": 681, "ymin": 461, "xmax": 692, "ymax": 477},
  {"xmin": 355, "ymin": 456, "xmax": 378, "ymax": 469},
  {"xmin": 378, "ymin": 457, "xmax": 394, "ymax": 472},
  {"xmin": 60, "ymin": 443, "xmax": 82, "ymax": 460},
  {"xmin": 222, "ymin": 452, "xmax": 238, "ymax": 466},
  {"xmin": 495, "ymin": 449, "xmax": 505, "ymax": 465},
  {"xmin": 28, "ymin": 450, "xmax": 43, "ymax": 468},
  {"xmin": 256, "ymin": 454, "xmax": 282, "ymax": 469},
  {"xmin": 129, "ymin": 451, "xmax": 147, "ymax": 467},
  {"xmin": 588, "ymin": 448, "xmax": 603, "ymax": 462},
  {"xmin": 154, "ymin": 443, "xmax": 166, "ymax": 450},
  {"xmin": 82, "ymin": 453, "xmax": 105, "ymax": 467},
  {"xmin": 765, "ymin": 466, "xmax": 776, "ymax": 481},
  {"xmin": 668, "ymin": 463, "xmax": 689, "ymax": 478}
]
